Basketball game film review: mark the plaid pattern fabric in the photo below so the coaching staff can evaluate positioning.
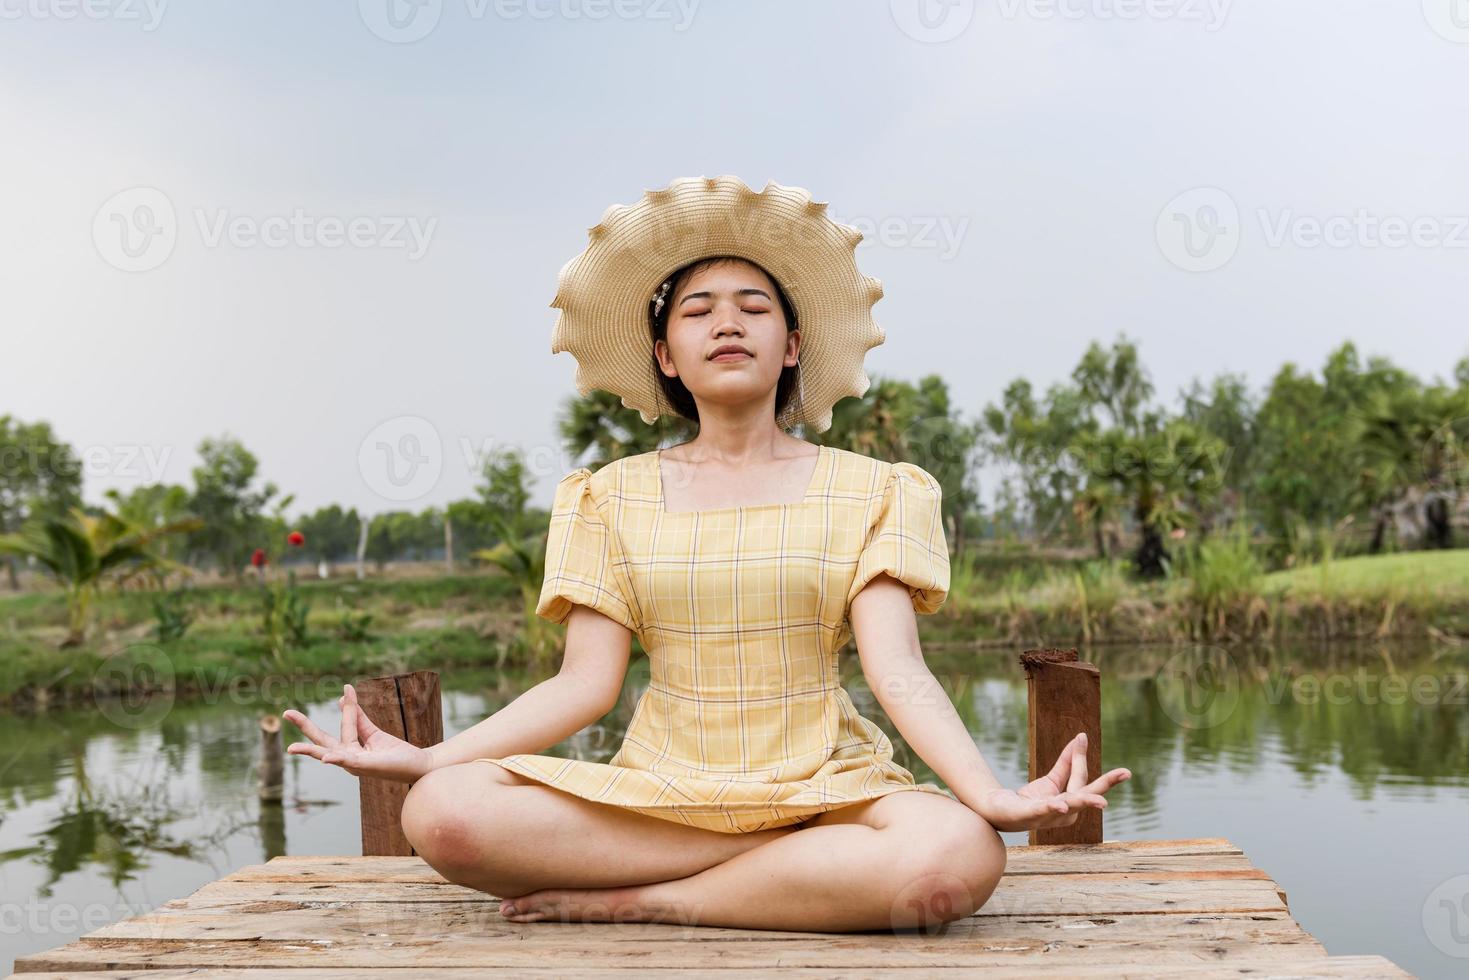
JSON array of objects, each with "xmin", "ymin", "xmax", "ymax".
[{"xmin": 478, "ymin": 446, "xmax": 954, "ymax": 833}]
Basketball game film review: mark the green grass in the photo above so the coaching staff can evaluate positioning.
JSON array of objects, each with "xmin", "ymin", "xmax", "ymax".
[{"xmin": 1263, "ymin": 548, "xmax": 1469, "ymax": 597}]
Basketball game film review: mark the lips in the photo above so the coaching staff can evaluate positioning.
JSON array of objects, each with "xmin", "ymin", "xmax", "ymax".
[{"xmin": 709, "ymin": 345, "xmax": 752, "ymax": 360}]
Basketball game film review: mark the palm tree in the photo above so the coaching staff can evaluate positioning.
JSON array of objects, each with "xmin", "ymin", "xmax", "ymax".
[
  {"xmin": 558, "ymin": 389, "xmax": 690, "ymax": 469},
  {"xmin": 474, "ymin": 511, "xmax": 558, "ymax": 667},
  {"xmin": 0, "ymin": 507, "xmax": 201, "ymax": 647},
  {"xmin": 1078, "ymin": 421, "xmax": 1226, "ymax": 578}
]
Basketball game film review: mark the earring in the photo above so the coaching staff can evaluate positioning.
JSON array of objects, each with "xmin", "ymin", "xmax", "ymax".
[{"xmin": 795, "ymin": 359, "xmax": 807, "ymax": 426}]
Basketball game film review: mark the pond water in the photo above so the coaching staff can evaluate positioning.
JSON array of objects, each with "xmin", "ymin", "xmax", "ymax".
[{"xmin": 2, "ymin": 640, "xmax": 1466, "ymax": 977}]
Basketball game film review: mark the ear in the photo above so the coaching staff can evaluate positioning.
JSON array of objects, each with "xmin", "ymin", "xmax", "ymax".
[
  {"xmin": 653, "ymin": 338, "xmax": 678, "ymax": 379},
  {"xmin": 784, "ymin": 329, "xmax": 801, "ymax": 368}
]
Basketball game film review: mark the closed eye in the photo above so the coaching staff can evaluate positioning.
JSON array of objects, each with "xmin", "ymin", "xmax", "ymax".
[{"xmin": 687, "ymin": 310, "xmax": 767, "ymax": 316}]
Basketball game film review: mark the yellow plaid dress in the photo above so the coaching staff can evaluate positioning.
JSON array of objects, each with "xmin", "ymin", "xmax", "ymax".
[{"xmin": 477, "ymin": 445, "xmax": 954, "ymax": 833}]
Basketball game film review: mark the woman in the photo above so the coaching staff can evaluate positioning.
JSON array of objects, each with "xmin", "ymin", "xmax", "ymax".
[{"xmin": 283, "ymin": 176, "xmax": 1131, "ymax": 932}]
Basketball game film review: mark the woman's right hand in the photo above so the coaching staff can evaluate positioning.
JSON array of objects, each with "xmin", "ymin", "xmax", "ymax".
[{"xmin": 283, "ymin": 683, "xmax": 436, "ymax": 784}]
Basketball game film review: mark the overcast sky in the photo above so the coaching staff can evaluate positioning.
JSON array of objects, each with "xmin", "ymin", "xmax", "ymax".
[{"xmin": 4, "ymin": 0, "xmax": 1467, "ymax": 518}]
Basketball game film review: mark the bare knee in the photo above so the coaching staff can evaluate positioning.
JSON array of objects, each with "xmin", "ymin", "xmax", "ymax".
[
  {"xmin": 890, "ymin": 807, "xmax": 1006, "ymax": 924},
  {"xmin": 401, "ymin": 762, "xmax": 515, "ymax": 884}
]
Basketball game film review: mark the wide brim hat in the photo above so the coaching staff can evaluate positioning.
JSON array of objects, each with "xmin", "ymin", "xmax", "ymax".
[{"xmin": 548, "ymin": 175, "xmax": 885, "ymax": 434}]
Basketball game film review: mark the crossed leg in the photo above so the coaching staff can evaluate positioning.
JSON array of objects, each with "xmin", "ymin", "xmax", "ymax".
[{"xmin": 401, "ymin": 761, "xmax": 1006, "ymax": 933}]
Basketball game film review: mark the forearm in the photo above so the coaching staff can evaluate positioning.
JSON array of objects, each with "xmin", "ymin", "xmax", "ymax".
[
  {"xmin": 867, "ymin": 654, "xmax": 1005, "ymax": 810},
  {"xmin": 426, "ymin": 672, "xmax": 612, "ymax": 770}
]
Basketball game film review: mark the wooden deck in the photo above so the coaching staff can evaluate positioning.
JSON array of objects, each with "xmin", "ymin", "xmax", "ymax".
[{"xmin": 10, "ymin": 837, "xmax": 1408, "ymax": 977}]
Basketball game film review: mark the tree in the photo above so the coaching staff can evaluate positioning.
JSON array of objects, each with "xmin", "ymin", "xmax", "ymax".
[
  {"xmin": 185, "ymin": 435, "xmax": 280, "ymax": 576},
  {"xmin": 558, "ymin": 389, "xmax": 688, "ymax": 470},
  {"xmin": 295, "ymin": 504, "xmax": 363, "ymax": 564},
  {"xmin": 0, "ymin": 506, "xmax": 201, "ymax": 647},
  {"xmin": 0, "ymin": 416, "xmax": 82, "ymax": 589}
]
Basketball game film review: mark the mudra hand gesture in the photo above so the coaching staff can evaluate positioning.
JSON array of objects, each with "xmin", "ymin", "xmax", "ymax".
[
  {"xmin": 974, "ymin": 732, "xmax": 1130, "ymax": 833},
  {"xmin": 282, "ymin": 683, "xmax": 434, "ymax": 784}
]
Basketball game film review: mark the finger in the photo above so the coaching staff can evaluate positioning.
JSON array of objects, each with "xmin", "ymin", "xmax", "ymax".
[
  {"xmin": 349, "ymin": 685, "xmax": 381, "ymax": 741},
  {"xmin": 1082, "ymin": 768, "xmax": 1132, "ymax": 796},
  {"xmin": 283, "ymin": 709, "xmax": 339, "ymax": 748},
  {"xmin": 287, "ymin": 742, "xmax": 329, "ymax": 762},
  {"xmin": 340, "ymin": 688, "xmax": 360, "ymax": 748},
  {"xmin": 1067, "ymin": 733, "xmax": 1090, "ymax": 793},
  {"xmin": 1043, "ymin": 733, "xmax": 1082, "ymax": 789},
  {"xmin": 1062, "ymin": 792, "xmax": 1108, "ymax": 809}
]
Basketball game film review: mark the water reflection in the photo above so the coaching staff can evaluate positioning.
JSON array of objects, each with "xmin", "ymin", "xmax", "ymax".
[{"xmin": 1, "ymin": 639, "xmax": 1465, "ymax": 977}]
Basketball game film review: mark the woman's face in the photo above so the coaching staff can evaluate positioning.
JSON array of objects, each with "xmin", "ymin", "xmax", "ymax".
[{"xmin": 654, "ymin": 259, "xmax": 798, "ymax": 419}]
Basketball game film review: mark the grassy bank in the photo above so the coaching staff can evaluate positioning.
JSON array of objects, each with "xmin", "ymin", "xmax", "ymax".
[
  {"xmin": 0, "ymin": 573, "xmax": 529, "ymax": 708},
  {"xmin": 3, "ymin": 550, "xmax": 1467, "ymax": 708},
  {"xmin": 945, "ymin": 548, "xmax": 1469, "ymax": 648}
]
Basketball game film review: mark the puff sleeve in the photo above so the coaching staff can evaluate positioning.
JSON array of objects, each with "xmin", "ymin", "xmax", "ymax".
[
  {"xmin": 845, "ymin": 461, "xmax": 951, "ymax": 616},
  {"xmin": 535, "ymin": 468, "xmax": 640, "ymax": 632}
]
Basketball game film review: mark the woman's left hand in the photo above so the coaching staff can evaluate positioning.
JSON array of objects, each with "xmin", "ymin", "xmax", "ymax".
[{"xmin": 972, "ymin": 732, "xmax": 1130, "ymax": 833}]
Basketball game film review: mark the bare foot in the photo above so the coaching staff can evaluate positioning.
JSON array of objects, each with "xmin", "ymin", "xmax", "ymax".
[{"xmin": 499, "ymin": 885, "xmax": 654, "ymax": 924}]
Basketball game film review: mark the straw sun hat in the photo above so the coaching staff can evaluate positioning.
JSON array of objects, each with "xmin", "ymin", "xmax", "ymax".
[{"xmin": 548, "ymin": 175, "xmax": 885, "ymax": 434}]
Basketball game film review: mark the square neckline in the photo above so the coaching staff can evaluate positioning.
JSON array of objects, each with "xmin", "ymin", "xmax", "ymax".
[{"xmin": 655, "ymin": 445, "xmax": 828, "ymax": 516}]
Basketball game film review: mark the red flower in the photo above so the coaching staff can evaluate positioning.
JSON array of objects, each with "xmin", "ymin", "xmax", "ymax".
[
  {"xmin": 287, "ymin": 530, "xmax": 305, "ymax": 547},
  {"xmin": 251, "ymin": 548, "xmax": 268, "ymax": 568}
]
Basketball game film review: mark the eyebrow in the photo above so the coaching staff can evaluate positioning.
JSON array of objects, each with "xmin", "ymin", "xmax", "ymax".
[{"xmin": 678, "ymin": 288, "xmax": 773, "ymax": 307}]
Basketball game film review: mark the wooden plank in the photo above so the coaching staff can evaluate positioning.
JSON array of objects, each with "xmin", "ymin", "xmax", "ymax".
[
  {"xmin": 1021, "ymin": 648, "xmax": 1103, "ymax": 846},
  {"xmin": 139, "ymin": 869, "xmax": 1288, "ymax": 918},
  {"xmin": 219, "ymin": 839, "xmax": 1254, "ymax": 885},
  {"xmin": 354, "ymin": 670, "xmax": 443, "ymax": 857},
  {"xmin": 13, "ymin": 911, "xmax": 1329, "ymax": 972},
  {"xmin": 5, "ymin": 956, "xmax": 1413, "ymax": 979}
]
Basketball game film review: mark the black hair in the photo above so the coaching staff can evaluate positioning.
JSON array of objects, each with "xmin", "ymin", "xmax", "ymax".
[{"xmin": 647, "ymin": 255, "xmax": 805, "ymax": 429}]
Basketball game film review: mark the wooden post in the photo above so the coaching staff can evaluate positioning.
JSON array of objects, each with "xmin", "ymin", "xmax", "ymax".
[
  {"xmin": 258, "ymin": 715, "xmax": 284, "ymax": 803},
  {"xmin": 444, "ymin": 516, "xmax": 454, "ymax": 572},
  {"xmin": 1020, "ymin": 648, "xmax": 1102, "ymax": 845},
  {"xmin": 355, "ymin": 516, "xmax": 369, "ymax": 580},
  {"xmin": 355, "ymin": 670, "xmax": 444, "ymax": 856}
]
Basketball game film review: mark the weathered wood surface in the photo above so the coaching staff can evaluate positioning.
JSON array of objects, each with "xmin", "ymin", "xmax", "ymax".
[
  {"xmin": 353, "ymin": 670, "xmax": 443, "ymax": 857},
  {"xmin": 10, "ymin": 838, "xmax": 1408, "ymax": 977},
  {"xmin": 1021, "ymin": 647, "xmax": 1103, "ymax": 846}
]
